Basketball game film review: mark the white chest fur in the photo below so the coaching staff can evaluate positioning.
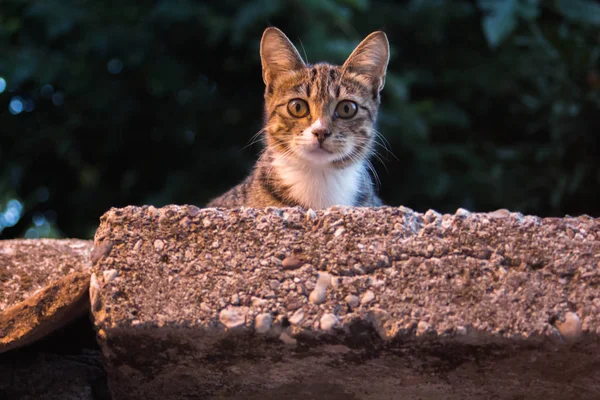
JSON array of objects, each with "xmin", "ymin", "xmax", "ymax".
[{"xmin": 271, "ymin": 154, "xmax": 362, "ymax": 209}]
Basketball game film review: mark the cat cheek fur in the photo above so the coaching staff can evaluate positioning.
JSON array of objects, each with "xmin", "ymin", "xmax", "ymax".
[{"xmin": 267, "ymin": 115, "xmax": 307, "ymax": 154}]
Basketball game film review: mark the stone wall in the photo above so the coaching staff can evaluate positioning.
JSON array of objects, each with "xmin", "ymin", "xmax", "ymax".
[
  {"xmin": 89, "ymin": 205, "xmax": 600, "ymax": 400},
  {"xmin": 1, "ymin": 206, "xmax": 599, "ymax": 399},
  {"xmin": 0, "ymin": 239, "xmax": 109, "ymax": 400},
  {"xmin": 0, "ymin": 239, "xmax": 92, "ymax": 353}
]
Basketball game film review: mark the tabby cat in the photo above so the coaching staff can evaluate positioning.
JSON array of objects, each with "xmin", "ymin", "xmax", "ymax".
[{"xmin": 207, "ymin": 27, "xmax": 389, "ymax": 209}]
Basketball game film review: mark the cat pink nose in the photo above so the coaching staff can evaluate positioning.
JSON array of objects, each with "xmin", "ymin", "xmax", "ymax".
[{"xmin": 313, "ymin": 128, "xmax": 331, "ymax": 145}]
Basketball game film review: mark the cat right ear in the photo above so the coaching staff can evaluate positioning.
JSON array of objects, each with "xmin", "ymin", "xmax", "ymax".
[
  {"xmin": 260, "ymin": 27, "xmax": 306, "ymax": 86},
  {"xmin": 342, "ymin": 31, "xmax": 390, "ymax": 92}
]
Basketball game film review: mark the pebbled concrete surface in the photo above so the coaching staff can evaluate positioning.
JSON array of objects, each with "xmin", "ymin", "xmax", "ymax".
[
  {"xmin": 92, "ymin": 205, "xmax": 600, "ymax": 400},
  {"xmin": 0, "ymin": 239, "xmax": 92, "ymax": 312},
  {"xmin": 0, "ymin": 239, "xmax": 93, "ymax": 353}
]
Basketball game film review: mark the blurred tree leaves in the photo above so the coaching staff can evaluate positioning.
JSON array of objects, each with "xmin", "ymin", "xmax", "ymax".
[
  {"xmin": 558, "ymin": 0, "xmax": 600, "ymax": 26},
  {"xmin": 0, "ymin": 0, "xmax": 599, "ymax": 239},
  {"xmin": 477, "ymin": 0, "xmax": 539, "ymax": 48}
]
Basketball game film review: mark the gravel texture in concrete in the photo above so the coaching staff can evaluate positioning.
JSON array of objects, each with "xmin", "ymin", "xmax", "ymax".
[
  {"xmin": 91, "ymin": 205, "xmax": 600, "ymax": 399},
  {"xmin": 0, "ymin": 239, "xmax": 93, "ymax": 353}
]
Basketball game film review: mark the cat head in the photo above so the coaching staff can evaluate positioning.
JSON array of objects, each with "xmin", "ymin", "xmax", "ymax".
[{"xmin": 260, "ymin": 27, "xmax": 389, "ymax": 168}]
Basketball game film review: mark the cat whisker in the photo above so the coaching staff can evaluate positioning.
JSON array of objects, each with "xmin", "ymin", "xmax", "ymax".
[
  {"xmin": 373, "ymin": 129, "xmax": 400, "ymax": 162},
  {"xmin": 265, "ymin": 145, "xmax": 296, "ymax": 184},
  {"xmin": 366, "ymin": 159, "xmax": 381, "ymax": 189},
  {"xmin": 345, "ymin": 149, "xmax": 380, "ymax": 189},
  {"xmin": 297, "ymin": 37, "xmax": 309, "ymax": 64},
  {"xmin": 370, "ymin": 151, "xmax": 388, "ymax": 174},
  {"xmin": 242, "ymin": 128, "xmax": 266, "ymax": 151},
  {"xmin": 345, "ymin": 136, "xmax": 389, "ymax": 175}
]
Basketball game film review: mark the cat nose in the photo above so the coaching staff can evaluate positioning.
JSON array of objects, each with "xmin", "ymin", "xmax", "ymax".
[{"xmin": 312, "ymin": 128, "xmax": 332, "ymax": 145}]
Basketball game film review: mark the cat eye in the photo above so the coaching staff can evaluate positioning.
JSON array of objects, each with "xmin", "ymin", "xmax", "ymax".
[
  {"xmin": 287, "ymin": 99, "xmax": 309, "ymax": 118},
  {"xmin": 335, "ymin": 100, "xmax": 358, "ymax": 119}
]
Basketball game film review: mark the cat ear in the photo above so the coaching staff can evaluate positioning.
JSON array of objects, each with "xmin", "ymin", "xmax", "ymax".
[
  {"xmin": 260, "ymin": 27, "xmax": 306, "ymax": 85},
  {"xmin": 342, "ymin": 31, "xmax": 389, "ymax": 92}
]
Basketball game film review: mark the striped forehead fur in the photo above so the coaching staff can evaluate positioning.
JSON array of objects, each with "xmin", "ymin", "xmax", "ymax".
[
  {"xmin": 263, "ymin": 61, "xmax": 380, "ymax": 171},
  {"xmin": 266, "ymin": 63, "xmax": 379, "ymax": 111}
]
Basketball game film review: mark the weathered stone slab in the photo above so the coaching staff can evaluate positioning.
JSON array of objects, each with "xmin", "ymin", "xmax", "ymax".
[
  {"xmin": 91, "ymin": 205, "xmax": 600, "ymax": 399},
  {"xmin": 0, "ymin": 239, "xmax": 93, "ymax": 353}
]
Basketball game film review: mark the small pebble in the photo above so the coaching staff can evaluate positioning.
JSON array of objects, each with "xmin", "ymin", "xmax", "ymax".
[
  {"xmin": 219, "ymin": 307, "xmax": 246, "ymax": 329},
  {"xmin": 231, "ymin": 294, "xmax": 240, "ymax": 305},
  {"xmin": 489, "ymin": 208, "xmax": 510, "ymax": 219},
  {"xmin": 330, "ymin": 276, "xmax": 342, "ymax": 288},
  {"xmin": 187, "ymin": 206, "xmax": 200, "ymax": 217},
  {"xmin": 271, "ymin": 256, "xmax": 282, "ymax": 266},
  {"xmin": 286, "ymin": 300, "xmax": 303, "ymax": 311},
  {"xmin": 89, "ymin": 273, "xmax": 101, "ymax": 312},
  {"xmin": 153, "ymin": 239, "xmax": 164, "ymax": 252},
  {"xmin": 345, "ymin": 294, "xmax": 359, "ymax": 309},
  {"xmin": 158, "ymin": 213, "xmax": 169, "ymax": 226},
  {"xmin": 417, "ymin": 320, "xmax": 430, "ymax": 335},
  {"xmin": 306, "ymin": 209, "xmax": 317, "ymax": 220},
  {"xmin": 296, "ymin": 283, "xmax": 307, "ymax": 295},
  {"xmin": 91, "ymin": 241, "xmax": 113, "ymax": 264},
  {"xmin": 333, "ymin": 227, "xmax": 346, "ymax": 237},
  {"xmin": 361, "ymin": 290, "xmax": 375, "ymax": 305},
  {"xmin": 426, "ymin": 244, "xmax": 434, "ymax": 255},
  {"xmin": 368, "ymin": 308, "xmax": 392, "ymax": 340},
  {"xmin": 555, "ymin": 312, "xmax": 582, "ymax": 343},
  {"xmin": 251, "ymin": 296, "xmax": 268, "ymax": 307},
  {"xmin": 103, "ymin": 269, "xmax": 118, "ymax": 283},
  {"xmin": 264, "ymin": 206, "xmax": 282, "ymax": 215},
  {"xmin": 309, "ymin": 273, "xmax": 331, "ymax": 304},
  {"xmin": 423, "ymin": 209, "xmax": 441, "ymax": 224},
  {"xmin": 282, "ymin": 256, "xmax": 304, "ymax": 270},
  {"xmin": 279, "ymin": 332, "xmax": 297, "ymax": 345},
  {"xmin": 456, "ymin": 326, "xmax": 467, "ymax": 335},
  {"xmin": 269, "ymin": 280, "xmax": 281, "ymax": 291},
  {"xmin": 455, "ymin": 208, "xmax": 471, "ymax": 217},
  {"xmin": 320, "ymin": 313, "xmax": 337, "ymax": 331},
  {"xmin": 255, "ymin": 313, "xmax": 272, "ymax": 333},
  {"xmin": 289, "ymin": 309, "xmax": 304, "ymax": 325},
  {"xmin": 331, "ymin": 219, "xmax": 345, "ymax": 227},
  {"xmin": 211, "ymin": 240, "xmax": 220, "ymax": 249}
]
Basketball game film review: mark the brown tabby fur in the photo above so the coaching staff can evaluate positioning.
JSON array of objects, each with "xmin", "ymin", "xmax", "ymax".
[{"xmin": 208, "ymin": 27, "xmax": 389, "ymax": 209}]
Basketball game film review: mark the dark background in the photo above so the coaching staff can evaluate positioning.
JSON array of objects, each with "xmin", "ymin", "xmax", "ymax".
[{"xmin": 0, "ymin": 0, "xmax": 599, "ymax": 239}]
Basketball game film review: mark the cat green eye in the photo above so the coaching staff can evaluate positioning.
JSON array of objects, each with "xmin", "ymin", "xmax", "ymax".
[
  {"xmin": 335, "ymin": 100, "xmax": 358, "ymax": 119},
  {"xmin": 287, "ymin": 99, "xmax": 309, "ymax": 118}
]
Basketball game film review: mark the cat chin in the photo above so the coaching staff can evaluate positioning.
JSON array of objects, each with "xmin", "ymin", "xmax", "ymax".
[{"xmin": 296, "ymin": 147, "xmax": 341, "ymax": 166}]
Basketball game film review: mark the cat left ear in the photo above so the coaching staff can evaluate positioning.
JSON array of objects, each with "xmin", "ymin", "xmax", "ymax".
[
  {"xmin": 342, "ymin": 31, "xmax": 390, "ymax": 92},
  {"xmin": 260, "ymin": 27, "xmax": 306, "ymax": 86}
]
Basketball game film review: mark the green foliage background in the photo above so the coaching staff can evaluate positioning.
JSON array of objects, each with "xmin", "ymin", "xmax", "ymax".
[{"xmin": 1, "ymin": 0, "xmax": 599, "ymax": 239}]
